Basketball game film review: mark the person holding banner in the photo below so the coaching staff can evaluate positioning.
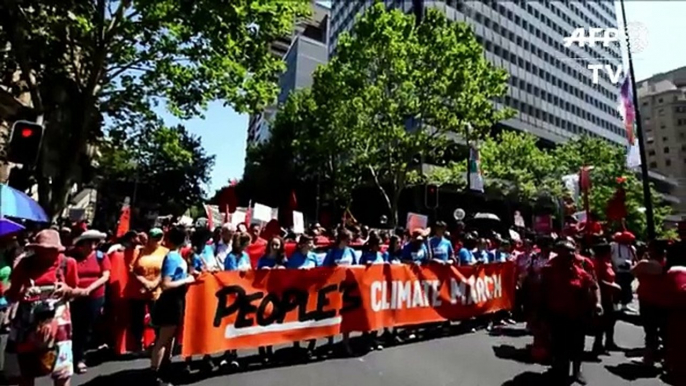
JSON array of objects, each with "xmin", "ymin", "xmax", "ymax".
[
  {"xmin": 456, "ymin": 235, "xmax": 477, "ymax": 266},
  {"xmin": 223, "ymin": 233, "xmax": 251, "ymax": 272},
  {"xmin": 385, "ymin": 235, "xmax": 403, "ymax": 264},
  {"xmin": 217, "ymin": 232, "xmax": 252, "ymax": 369},
  {"xmin": 286, "ymin": 234, "xmax": 319, "ymax": 358},
  {"xmin": 321, "ymin": 230, "xmax": 357, "ymax": 355},
  {"xmin": 213, "ymin": 224, "xmax": 235, "ymax": 268},
  {"xmin": 257, "ymin": 236, "xmax": 287, "ymax": 269},
  {"xmin": 401, "ymin": 230, "xmax": 429, "ymax": 264},
  {"xmin": 190, "ymin": 228, "xmax": 219, "ymax": 273},
  {"xmin": 322, "ymin": 230, "xmax": 357, "ymax": 266},
  {"xmin": 428, "ymin": 221, "xmax": 455, "ymax": 264},
  {"xmin": 255, "ymin": 236, "xmax": 287, "ymax": 363},
  {"xmin": 149, "ymin": 227, "xmax": 195, "ymax": 386},
  {"xmin": 360, "ymin": 233, "xmax": 389, "ymax": 352}
]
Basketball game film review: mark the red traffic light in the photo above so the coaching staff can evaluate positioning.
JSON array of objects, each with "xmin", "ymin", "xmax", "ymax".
[
  {"xmin": 21, "ymin": 128, "xmax": 34, "ymax": 138},
  {"xmin": 8, "ymin": 120, "xmax": 44, "ymax": 166}
]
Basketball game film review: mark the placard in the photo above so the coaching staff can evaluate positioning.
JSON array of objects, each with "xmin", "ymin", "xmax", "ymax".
[
  {"xmin": 293, "ymin": 211, "xmax": 305, "ymax": 234},
  {"xmin": 252, "ymin": 203, "xmax": 273, "ymax": 223},
  {"xmin": 405, "ymin": 212, "xmax": 428, "ymax": 231}
]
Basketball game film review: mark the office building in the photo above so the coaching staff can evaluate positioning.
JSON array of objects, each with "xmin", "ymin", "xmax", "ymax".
[
  {"xmin": 329, "ymin": 0, "xmax": 626, "ymax": 145},
  {"xmin": 246, "ymin": 2, "xmax": 330, "ymax": 145},
  {"xmin": 638, "ymin": 66, "xmax": 686, "ymax": 216}
]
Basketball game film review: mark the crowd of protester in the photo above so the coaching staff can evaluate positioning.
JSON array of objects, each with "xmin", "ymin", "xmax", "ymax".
[{"xmin": 0, "ymin": 216, "xmax": 684, "ymax": 386}]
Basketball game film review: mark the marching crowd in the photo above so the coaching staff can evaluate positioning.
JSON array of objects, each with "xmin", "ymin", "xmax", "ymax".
[{"xmin": 0, "ymin": 217, "xmax": 685, "ymax": 386}]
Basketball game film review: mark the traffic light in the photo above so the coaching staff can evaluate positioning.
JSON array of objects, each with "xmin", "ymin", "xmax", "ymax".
[
  {"xmin": 7, "ymin": 120, "xmax": 44, "ymax": 166},
  {"xmin": 425, "ymin": 183, "xmax": 439, "ymax": 209}
]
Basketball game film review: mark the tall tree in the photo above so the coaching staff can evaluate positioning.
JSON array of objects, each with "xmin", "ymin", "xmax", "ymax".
[
  {"xmin": 0, "ymin": 0, "xmax": 310, "ymax": 217},
  {"xmin": 552, "ymin": 137, "xmax": 671, "ymax": 239},
  {"xmin": 97, "ymin": 123, "xmax": 214, "ymax": 227},
  {"xmin": 478, "ymin": 131, "xmax": 563, "ymax": 201},
  {"xmin": 248, "ymin": 89, "xmax": 365, "ymax": 211},
  {"xmin": 310, "ymin": 4, "xmax": 512, "ymax": 225}
]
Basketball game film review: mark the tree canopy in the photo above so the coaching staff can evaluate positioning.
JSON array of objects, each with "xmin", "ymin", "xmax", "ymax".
[
  {"xmin": 262, "ymin": 4, "xmax": 512, "ymax": 225},
  {"xmin": 0, "ymin": 0, "xmax": 310, "ymax": 216},
  {"xmin": 426, "ymin": 132, "xmax": 671, "ymax": 239},
  {"xmin": 96, "ymin": 123, "xmax": 214, "ymax": 228}
]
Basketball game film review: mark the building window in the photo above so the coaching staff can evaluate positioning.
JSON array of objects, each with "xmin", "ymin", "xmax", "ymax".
[
  {"xmin": 658, "ymin": 98, "xmax": 663, "ymax": 103},
  {"xmin": 664, "ymin": 147, "xmax": 670, "ymax": 153},
  {"xmin": 649, "ymin": 162, "xmax": 657, "ymax": 168},
  {"xmin": 648, "ymin": 150, "xmax": 656, "ymax": 156},
  {"xmin": 666, "ymin": 159, "xmax": 671, "ymax": 167}
]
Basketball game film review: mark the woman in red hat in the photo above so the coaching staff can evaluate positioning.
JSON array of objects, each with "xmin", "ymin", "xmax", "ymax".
[{"xmin": 5, "ymin": 229, "xmax": 84, "ymax": 386}]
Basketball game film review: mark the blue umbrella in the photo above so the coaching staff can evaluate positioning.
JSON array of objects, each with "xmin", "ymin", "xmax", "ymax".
[
  {"xmin": 0, "ymin": 184, "xmax": 49, "ymax": 222},
  {"xmin": 0, "ymin": 217, "xmax": 25, "ymax": 236}
]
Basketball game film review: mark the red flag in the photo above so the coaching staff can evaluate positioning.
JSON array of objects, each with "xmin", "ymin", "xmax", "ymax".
[
  {"xmin": 606, "ymin": 177, "xmax": 627, "ymax": 222},
  {"xmin": 244, "ymin": 202, "xmax": 252, "ymax": 226},
  {"xmin": 218, "ymin": 181, "xmax": 238, "ymax": 214},
  {"xmin": 116, "ymin": 203, "xmax": 131, "ymax": 237}
]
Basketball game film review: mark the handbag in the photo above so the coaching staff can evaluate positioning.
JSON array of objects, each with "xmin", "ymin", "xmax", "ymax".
[{"xmin": 4, "ymin": 256, "xmax": 74, "ymax": 379}]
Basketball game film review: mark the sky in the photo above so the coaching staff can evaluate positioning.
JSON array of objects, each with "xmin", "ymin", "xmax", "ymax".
[{"xmin": 158, "ymin": 1, "xmax": 686, "ymax": 195}]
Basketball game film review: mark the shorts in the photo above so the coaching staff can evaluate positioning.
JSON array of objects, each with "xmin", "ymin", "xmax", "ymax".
[{"xmin": 151, "ymin": 287, "xmax": 187, "ymax": 327}]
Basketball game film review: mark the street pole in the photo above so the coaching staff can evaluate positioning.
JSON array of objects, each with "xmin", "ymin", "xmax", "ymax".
[
  {"xmin": 466, "ymin": 123, "xmax": 472, "ymax": 192},
  {"xmin": 620, "ymin": 0, "xmax": 655, "ymax": 240}
]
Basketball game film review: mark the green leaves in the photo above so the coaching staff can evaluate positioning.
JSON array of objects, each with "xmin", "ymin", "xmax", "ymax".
[
  {"xmin": 98, "ymin": 123, "xmax": 214, "ymax": 216},
  {"xmin": 0, "ymin": 0, "xmax": 309, "ymax": 214},
  {"xmin": 302, "ymin": 4, "xmax": 511, "ymax": 223}
]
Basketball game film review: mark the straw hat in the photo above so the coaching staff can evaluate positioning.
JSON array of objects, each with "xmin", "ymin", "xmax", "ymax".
[{"xmin": 27, "ymin": 229, "xmax": 65, "ymax": 252}]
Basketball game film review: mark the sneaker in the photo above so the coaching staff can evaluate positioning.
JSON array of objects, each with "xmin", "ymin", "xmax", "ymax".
[
  {"xmin": 572, "ymin": 371, "xmax": 587, "ymax": 385},
  {"xmin": 76, "ymin": 361, "xmax": 88, "ymax": 374},
  {"xmin": 155, "ymin": 377, "xmax": 173, "ymax": 386}
]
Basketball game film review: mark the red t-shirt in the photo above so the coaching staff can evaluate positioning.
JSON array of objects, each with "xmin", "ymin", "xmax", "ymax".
[
  {"xmin": 75, "ymin": 251, "xmax": 112, "ymax": 299},
  {"xmin": 542, "ymin": 255, "xmax": 597, "ymax": 318},
  {"xmin": 7, "ymin": 254, "xmax": 79, "ymax": 302},
  {"xmin": 666, "ymin": 267, "xmax": 686, "ymax": 309},
  {"xmin": 594, "ymin": 258, "xmax": 615, "ymax": 283},
  {"xmin": 636, "ymin": 259, "xmax": 667, "ymax": 307}
]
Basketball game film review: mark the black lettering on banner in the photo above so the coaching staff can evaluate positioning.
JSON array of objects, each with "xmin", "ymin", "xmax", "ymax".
[
  {"xmin": 256, "ymin": 293, "xmax": 281, "ymax": 326},
  {"xmin": 213, "ymin": 285, "xmax": 244, "ymax": 327},
  {"xmin": 235, "ymin": 290, "xmax": 264, "ymax": 328},
  {"xmin": 340, "ymin": 281, "xmax": 362, "ymax": 314},
  {"xmin": 280, "ymin": 288, "xmax": 305, "ymax": 323},
  {"xmin": 314, "ymin": 284, "xmax": 338, "ymax": 320}
]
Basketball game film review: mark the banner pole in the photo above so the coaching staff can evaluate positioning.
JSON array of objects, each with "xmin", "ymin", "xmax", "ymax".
[{"xmin": 620, "ymin": 0, "xmax": 655, "ymax": 240}]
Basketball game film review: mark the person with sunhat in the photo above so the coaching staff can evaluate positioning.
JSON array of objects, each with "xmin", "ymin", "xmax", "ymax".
[
  {"xmin": 66, "ymin": 229, "xmax": 111, "ymax": 373},
  {"xmin": 540, "ymin": 238, "xmax": 601, "ymax": 385},
  {"xmin": 4, "ymin": 229, "xmax": 83, "ymax": 385}
]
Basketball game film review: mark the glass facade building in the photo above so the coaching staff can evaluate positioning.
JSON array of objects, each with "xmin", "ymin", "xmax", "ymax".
[{"xmin": 329, "ymin": 0, "xmax": 626, "ymax": 145}]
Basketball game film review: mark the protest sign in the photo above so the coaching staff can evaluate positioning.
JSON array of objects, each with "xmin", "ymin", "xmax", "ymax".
[
  {"xmin": 293, "ymin": 211, "xmax": 305, "ymax": 234},
  {"xmin": 181, "ymin": 262, "xmax": 515, "ymax": 356},
  {"xmin": 405, "ymin": 212, "xmax": 428, "ymax": 231},
  {"xmin": 252, "ymin": 203, "xmax": 273, "ymax": 223}
]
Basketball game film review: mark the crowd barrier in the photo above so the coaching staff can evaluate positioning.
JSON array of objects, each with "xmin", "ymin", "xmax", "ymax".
[{"xmin": 181, "ymin": 262, "xmax": 516, "ymax": 357}]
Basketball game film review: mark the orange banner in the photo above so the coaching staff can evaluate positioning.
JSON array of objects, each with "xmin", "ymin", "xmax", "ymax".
[{"xmin": 181, "ymin": 262, "xmax": 516, "ymax": 357}]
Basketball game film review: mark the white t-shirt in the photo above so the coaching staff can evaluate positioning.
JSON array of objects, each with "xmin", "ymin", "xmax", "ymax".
[
  {"xmin": 611, "ymin": 242, "xmax": 636, "ymax": 272},
  {"xmin": 214, "ymin": 240, "xmax": 231, "ymax": 266}
]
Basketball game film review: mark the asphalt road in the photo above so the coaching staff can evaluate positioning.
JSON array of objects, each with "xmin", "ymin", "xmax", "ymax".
[{"xmin": 36, "ymin": 317, "xmax": 670, "ymax": 386}]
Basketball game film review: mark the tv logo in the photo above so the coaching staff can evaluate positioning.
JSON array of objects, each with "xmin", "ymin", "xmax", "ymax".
[{"xmin": 562, "ymin": 24, "xmax": 648, "ymax": 85}]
